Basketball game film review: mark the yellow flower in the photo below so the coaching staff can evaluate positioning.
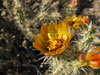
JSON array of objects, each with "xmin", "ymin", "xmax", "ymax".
[
  {"xmin": 64, "ymin": 14, "xmax": 89, "ymax": 29},
  {"xmin": 33, "ymin": 20, "xmax": 74, "ymax": 56},
  {"xmin": 78, "ymin": 46, "xmax": 100, "ymax": 69}
]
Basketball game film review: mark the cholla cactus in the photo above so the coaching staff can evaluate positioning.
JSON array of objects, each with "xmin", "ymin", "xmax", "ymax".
[
  {"xmin": 33, "ymin": 14, "xmax": 98, "ymax": 75},
  {"xmin": 78, "ymin": 22, "xmax": 96, "ymax": 52},
  {"xmin": 12, "ymin": 0, "xmax": 76, "ymax": 41},
  {"xmin": 6, "ymin": 0, "xmax": 100, "ymax": 75}
]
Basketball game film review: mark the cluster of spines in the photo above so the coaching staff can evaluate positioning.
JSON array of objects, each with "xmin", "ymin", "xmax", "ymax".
[{"xmin": 12, "ymin": 0, "xmax": 75, "ymax": 41}]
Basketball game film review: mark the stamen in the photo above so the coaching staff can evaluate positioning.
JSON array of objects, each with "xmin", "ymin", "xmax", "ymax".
[{"xmin": 46, "ymin": 34, "xmax": 63, "ymax": 51}]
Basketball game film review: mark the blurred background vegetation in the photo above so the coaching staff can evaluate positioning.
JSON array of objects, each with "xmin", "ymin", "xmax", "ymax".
[{"xmin": 0, "ymin": 0, "xmax": 100, "ymax": 75}]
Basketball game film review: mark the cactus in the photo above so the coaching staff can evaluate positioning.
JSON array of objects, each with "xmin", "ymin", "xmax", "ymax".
[
  {"xmin": 2, "ymin": 0, "xmax": 100, "ymax": 75},
  {"xmin": 41, "ymin": 22, "xmax": 96, "ymax": 75},
  {"xmin": 12, "ymin": 0, "xmax": 76, "ymax": 41}
]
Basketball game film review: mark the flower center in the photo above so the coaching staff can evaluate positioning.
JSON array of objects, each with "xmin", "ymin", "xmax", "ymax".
[{"xmin": 46, "ymin": 34, "xmax": 63, "ymax": 51}]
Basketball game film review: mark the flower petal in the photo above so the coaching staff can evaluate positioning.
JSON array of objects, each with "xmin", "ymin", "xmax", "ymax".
[
  {"xmin": 58, "ymin": 20, "xmax": 69, "ymax": 36},
  {"xmin": 72, "ymin": 23, "xmax": 79, "ymax": 29},
  {"xmin": 33, "ymin": 42, "xmax": 47, "ymax": 53},
  {"xmin": 87, "ymin": 54, "xmax": 100, "ymax": 61},
  {"xmin": 70, "ymin": 14, "xmax": 76, "ymax": 22},
  {"xmin": 64, "ymin": 16, "xmax": 69, "ymax": 24},
  {"xmin": 86, "ymin": 46, "xmax": 100, "ymax": 60},
  {"xmin": 89, "ymin": 60, "xmax": 100, "ymax": 69},
  {"xmin": 81, "ymin": 16, "xmax": 89, "ymax": 24},
  {"xmin": 40, "ymin": 24, "xmax": 48, "ymax": 40},
  {"xmin": 33, "ymin": 35, "xmax": 47, "ymax": 53},
  {"xmin": 48, "ymin": 23, "xmax": 58, "ymax": 34},
  {"xmin": 76, "ymin": 15, "xmax": 82, "ymax": 22}
]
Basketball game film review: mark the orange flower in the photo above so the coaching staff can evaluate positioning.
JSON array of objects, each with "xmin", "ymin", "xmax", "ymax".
[
  {"xmin": 33, "ymin": 20, "xmax": 74, "ymax": 56},
  {"xmin": 78, "ymin": 46, "xmax": 100, "ymax": 69},
  {"xmin": 69, "ymin": 0, "xmax": 78, "ymax": 7},
  {"xmin": 64, "ymin": 14, "xmax": 89, "ymax": 29}
]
